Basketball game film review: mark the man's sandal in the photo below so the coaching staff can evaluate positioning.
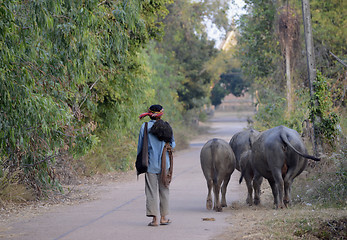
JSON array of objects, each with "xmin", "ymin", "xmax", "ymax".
[
  {"xmin": 148, "ymin": 222, "xmax": 159, "ymax": 227},
  {"xmin": 160, "ymin": 219, "xmax": 171, "ymax": 225}
]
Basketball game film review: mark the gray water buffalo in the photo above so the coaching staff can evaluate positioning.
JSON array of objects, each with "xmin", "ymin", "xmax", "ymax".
[
  {"xmin": 200, "ymin": 138, "xmax": 236, "ymax": 212},
  {"xmin": 229, "ymin": 129, "xmax": 260, "ymax": 205},
  {"xmin": 251, "ymin": 125, "xmax": 320, "ymax": 209}
]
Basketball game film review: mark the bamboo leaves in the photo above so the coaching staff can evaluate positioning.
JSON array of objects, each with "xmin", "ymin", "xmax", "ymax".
[{"xmin": 0, "ymin": 0, "xmax": 170, "ymax": 194}]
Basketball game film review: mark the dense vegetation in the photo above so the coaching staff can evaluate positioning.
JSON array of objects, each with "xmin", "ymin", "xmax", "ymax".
[
  {"xmin": 0, "ymin": 0, "xmax": 345, "ymax": 205},
  {"xmin": 0, "ymin": 0, "xmax": 175, "ymax": 196},
  {"xmin": 235, "ymin": 0, "xmax": 346, "ymax": 207},
  {"xmin": 236, "ymin": 0, "xmax": 345, "ymax": 135},
  {"xmin": 0, "ymin": 0, "xmax": 229, "ymax": 199}
]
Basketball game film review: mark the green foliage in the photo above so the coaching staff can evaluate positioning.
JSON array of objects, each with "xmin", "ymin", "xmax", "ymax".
[
  {"xmin": 0, "ymin": 0, "xmax": 171, "ymax": 195},
  {"xmin": 220, "ymin": 69, "xmax": 248, "ymax": 97},
  {"xmin": 309, "ymin": 71, "xmax": 340, "ymax": 147},
  {"xmin": 253, "ymin": 86, "xmax": 312, "ymax": 133},
  {"xmin": 80, "ymin": 42, "xmax": 187, "ymax": 174},
  {"xmin": 142, "ymin": 42, "xmax": 190, "ymax": 150},
  {"xmin": 254, "ymin": 90, "xmax": 286, "ymax": 131},
  {"xmin": 235, "ymin": 0, "xmax": 346, "ymax": 212},
  {"xmin": 237, "ymin": 0, "xmax": 345, "ymax": 148},
  {"xmin": 236, "ymin": 0, "xmax": 281, "ymax": 84},
  {"xmin": 81, "ymin": 131, "xmax": 136, "ymax": 175},
  {"xmin": 293, "ymin": 145, "xmax": 347, "ymax": 207},
  {"xmin": 156, "ymin": 0, "xmax": 226, "ymax": 109},
  {"xmin": 284, "ymin": 88, "xmax": 311, "ymax": 133},
  {"xmin": 144, "ymin": 42, "xmax": 185, "ymax": 120},
  {"xmin": 236, "ymin": 0, "xmax": 287, "ymax": 131},
  {"xmin": 311, "ymin": 0, "xmax": 347, "ymax": 56},
  {"xmin": 211, "ymin": 83, "xmax": 228, "ymax": 106},
  {"xmin": 210, "ymin": 68, "xmax": 248, "ymax": 107},
  {"xmin": 204, "ymin": 0, "xmax": 231, "ymax": 33},
  {"xmin": 206, "ymin": 47, "xmax": 248, "ymax": 106},
  {"xmin": 205, "ymin": 48, "xmax": 240, "ymax": 83}
]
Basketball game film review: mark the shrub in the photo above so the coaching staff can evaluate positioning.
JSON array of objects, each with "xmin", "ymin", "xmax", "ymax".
[{"xmin": 292, "ymin": 144, "xmax": 347, "ymax": 207}]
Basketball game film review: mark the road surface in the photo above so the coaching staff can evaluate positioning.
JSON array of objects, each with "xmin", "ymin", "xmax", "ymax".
[{"xmin": 0, "ymin": 110, "xmax": 250, "ymax": 240}]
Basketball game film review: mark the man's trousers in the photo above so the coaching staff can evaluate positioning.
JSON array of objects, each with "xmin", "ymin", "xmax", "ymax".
[{"xmin": 145, "ymin": 172, "xmax": 169, "ymax": 217}]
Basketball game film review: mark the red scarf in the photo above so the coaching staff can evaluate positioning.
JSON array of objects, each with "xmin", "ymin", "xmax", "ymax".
[{"xmin": 139, "ymin": 108, "xmax": 164, "ymax": 120}]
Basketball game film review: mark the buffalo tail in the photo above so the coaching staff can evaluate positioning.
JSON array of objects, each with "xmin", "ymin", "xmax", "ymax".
[{"xmin": 280, "ymin": 131, "xmax": 320, "ymax": 161}]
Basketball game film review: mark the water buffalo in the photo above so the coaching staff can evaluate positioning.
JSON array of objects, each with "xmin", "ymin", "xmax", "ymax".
[
  {"xmin": 229, "ymin": 129, "xmax": 261, "ymax": 205},
  {"xmin": 251, "ymin": 125, "xmax": 320, "ymax": 209},
  {"xmin": 200, "ymin": 138, "xmax": 236, "ymax": 212}
]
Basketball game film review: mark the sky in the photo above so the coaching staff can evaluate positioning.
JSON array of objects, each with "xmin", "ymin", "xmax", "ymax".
[{"xmin": 205, "ymin": 0, "xmax": 246, "ymax": 47}]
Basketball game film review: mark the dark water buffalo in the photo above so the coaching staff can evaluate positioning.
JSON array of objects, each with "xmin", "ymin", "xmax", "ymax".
[
  {"xmin": 200, "ymin": 138, "xmax": 236, "ymax": 212},
  {"xmin": 251, "ymin": 126, "xmax": 320, "ymax": 209},
  {"xmin": 229, "ymin": 129, "xmax": 260, "ymax": 205}
]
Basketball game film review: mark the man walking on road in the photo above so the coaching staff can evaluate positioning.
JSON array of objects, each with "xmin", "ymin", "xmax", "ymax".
[{"xmin": 137, "ymin": 105, "xmax": 175, "ymax": 226}]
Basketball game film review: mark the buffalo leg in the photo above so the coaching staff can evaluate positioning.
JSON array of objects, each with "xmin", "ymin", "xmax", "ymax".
[
  {"xmin": 221, "ymin": 174, "xmax": 231, "ymax": 207},
  {"xmin": 272, "ymin": 170, "xmax": 285, "ymax": 209},
  {"xmin": 268, "ymin": 179, "xmax": 279, "ymax": 209},
  {"xmin": 253, "ymin": 173, "xmax": 263, "ymax": 205},
  {"xmin": 283, "ymin": 176, "xmax": 293, "ymax": 207},
  {"xmin": 206, "ymin": 179, "xmax": 213, "ymax": 210},
  {"xmin": 244, "ymin": 168, "xmax": 254, "ymax": 206},
  {"xmin": 213, "ymin": 178, "xmax": 223, "ymax": 212}
]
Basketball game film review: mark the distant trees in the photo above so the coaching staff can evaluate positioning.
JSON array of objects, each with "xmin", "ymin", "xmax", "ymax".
[
  {"xmin": 207, "ymin": 47, "xmax": 248, "ymax": 107},
  {"xmin": 156, "ymin": 0, "xmax": 230, "ymax": 109}
]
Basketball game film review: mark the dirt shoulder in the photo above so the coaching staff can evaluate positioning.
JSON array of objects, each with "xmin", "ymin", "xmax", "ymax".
[
  {"xmin": 0, "ymin": 170, "xmax": 136, "ymax": 226},
  {"xmin": 218, "ymin": 204, "xmax": 346, "ymax": 240},
  {"xmin": 215, "ymin": 182, "xmax": 347, "ymax": 240}
]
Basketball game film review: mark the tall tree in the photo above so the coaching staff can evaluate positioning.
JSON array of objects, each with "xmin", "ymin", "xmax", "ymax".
[
  {"xmin": 277, "ymin": 4, "xmax": 300, "ymax": 113},
  {"xmin": 156, "ymin": 0, "xmax": 229, "ymax": 109},
  {"xmin": 237, "ymin": 0, "xmax": 280, "ymax": 82}
]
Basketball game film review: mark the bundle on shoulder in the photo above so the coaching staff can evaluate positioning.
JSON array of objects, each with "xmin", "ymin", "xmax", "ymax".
[{"xmin": 150, "ymin": 120, "xmax": 173, "ymax": 143}]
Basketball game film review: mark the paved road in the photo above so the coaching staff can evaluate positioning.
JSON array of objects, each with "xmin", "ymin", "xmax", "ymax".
[{"xmin": 1, "ymin": 110, "xmax": 249, "ymax": 240}]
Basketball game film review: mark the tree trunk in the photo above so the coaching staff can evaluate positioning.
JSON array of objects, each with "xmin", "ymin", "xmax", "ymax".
[
  {"xmin": 285, "ymin": 43, "xmax": 292, "ymax": 113},
  {"xmin": 301, "ymin": 0, "xmax": 322, "ymax": 156}
]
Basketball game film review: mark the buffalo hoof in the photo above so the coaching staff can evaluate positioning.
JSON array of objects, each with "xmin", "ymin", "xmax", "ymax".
[
  {"xmin": 214, "ymin": 206, "xmax": 223, "ymax": 212},
  {"xmin": 206, "ymin": 199, "xmax": 213, "ymax": 210},
  {"xmin": 254, "ymin": 198, "xmax": 260, "ymax": 205},
  {"xmin": 274, "ymin": 203, "xmax": 285, "ymax": 209},
  {"xmin": 221, "ymin": 203, "xmax": 227, "ymax": 208},
  {"xmin": 246, "ymin": 198, "xmax": 253, "ymax": 206}
]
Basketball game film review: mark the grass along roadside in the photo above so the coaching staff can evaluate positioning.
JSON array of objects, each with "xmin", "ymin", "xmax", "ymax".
[
  {"xmin": 217, "ymin": 203, "xmax": 346, "ymax": 240},
  {"xmin": 214, "ymin": 177, "xmax": 346, "ymax": 240}
]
